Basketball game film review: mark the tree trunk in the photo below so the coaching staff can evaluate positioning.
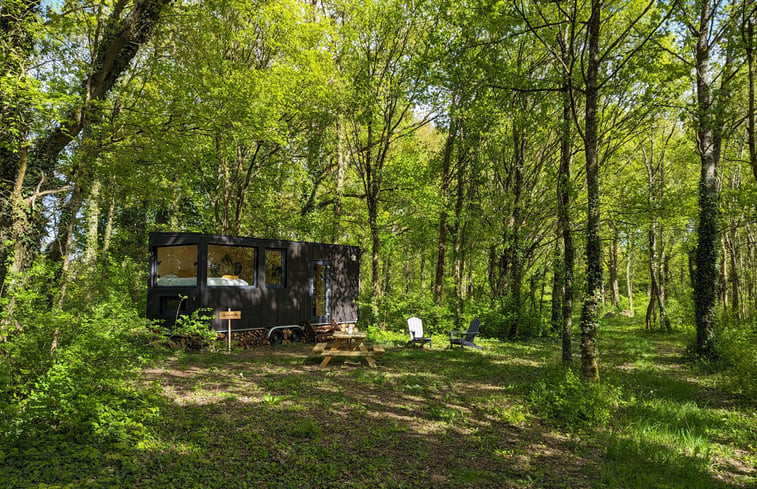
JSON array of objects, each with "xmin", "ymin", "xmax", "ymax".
[
  {"xmin": 558, "ymin": 21, "xmax": 575, "ymax": 365},
  {"xmin": 579, "ymin": 0, "xmax": 601, "ymax": 382},
  {"xmin": 508, "ymin": 123, "xmax": 525, "ymax": 338},
  {"xmin": 488, "ymin": 244, "xmax": 497, "ymax": 304},
  {"xmin": 551, "ymin": 239, "xmax": 564, "ymax": 334},
  {"xmin": 333, "ymin": 117, "xmax": 346, "ymax": 244},
  {"xmin": 744, "ymin": 11, "xmax": 756, "ymax": 181},
  {"xmin": 55, "ymin": 183, "xmax": 84, "ymax": 309},
  {"xmin": 420, "ymin": 253, "xmax": 426, "ymax": 292},
  {"xmin": 3, "ymin": 144, "xmax": 34, "ymax": 333},
  {"xmin": 84, "ymin": 179, "xmax": 102, "ymax": 268},
  {"xmin": 626, "ymin": 232, "xmax": 635, "ymax": 315},
  {"xmin": 723, "ymin": 232, "xmax": 738, "ymax": 317},
  {"xmin": 8, "ymin": 145, "xmax": 31, "ymax": 281},
  {"xmin": 646, "ymin": 225, "xmax": 658, "ymax": 330},
  {"xmin": 452, "ymin": 149, "xmax": 467, "ymax": 325},
  {"xmin": 404, "ymin": 257, "xmax": 412, "ymax": 295},
  {"xmin": 0, "ymin": 0, "xmax": 41, "ymax": 289},
  {"xmin": 382, "ymin": 250, "xmax": 391, "ymax": 298},
  {"xmin": 693, "ymin": 0, "xmax": 722, "ymax": 359},
  {"xmin": 643, "ymin": 138, "xmax": 671, "ymax": 331},
  {"xmin": 609, "ymin": 225, "xmax": 620, "ymax": 307},
  {"xmin": 101, "ymin": 189, "xmax": 116, "ymax": 265},
  {"xmin": 369, "ymin": 198, "xmax": 381, "ymax": 324},
  {"xmin": 168, "ymin": 171, "xmax": 181, "ymax": 231},
  {"xmin": 435, "ymin": 117, "xmax": 457, "ymax": 305},
  {"xmin": 657, "ymin": 226, "xmax": 671, "ymax": 331}
]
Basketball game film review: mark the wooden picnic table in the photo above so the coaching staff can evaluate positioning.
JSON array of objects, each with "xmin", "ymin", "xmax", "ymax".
[{"xmin": 312, "ymin": 331, "xmax": 384, "ymax": 368}]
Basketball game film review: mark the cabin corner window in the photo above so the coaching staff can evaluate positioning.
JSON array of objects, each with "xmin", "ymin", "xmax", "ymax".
[
  {"xmin": 155, "ymin": 245, "xmax": 198, "ymax": 287},
  {"xmin": 207, "ymin": 244, "xmax": 255, "ymax": 286},
  {"xmin": 265, "ymin": 249, "xmax": 286, "ymax": 287}
]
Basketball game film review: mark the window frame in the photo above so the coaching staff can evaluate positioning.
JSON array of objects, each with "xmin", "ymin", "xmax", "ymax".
[
  {"xmin": 154, "ymin": 244, "xmax": 199, "ymax": 288},
  {"xmin": 206, "ymin": 243, "xmax": 257, "ymax": 288}
]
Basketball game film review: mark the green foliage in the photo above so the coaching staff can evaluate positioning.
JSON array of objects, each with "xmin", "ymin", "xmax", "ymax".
[
  {"xmin": 0, "ymin": 256, "xmax": 161, "ymax": 463},
  {"xmin": 714, "ymin": 314, "xmax": 757, "ymax": 402},
  {"xmin": 167, "ymin": 304, "xmax": 218, "ymax": 351},
  {"xmin": 474, "ymin": 303, "xmax": 512, "ymax": 340},
  {"xmin": 363, "ymin": 323, "xmax": 407, "ymax": 346},
  {"xmin": 471, "ymin": 299, "xmax": 547, "ymax": 340},
  {"xmin": 0, "ymin": 307, "xmax": 159, "ymax": 448},
  {"xmin": 529, "ymin": 367, "xmax": 621, "ymax": 430},
  {"xmin": 375, "ymin": 290, "xmax": 457, "ymax": 335}
]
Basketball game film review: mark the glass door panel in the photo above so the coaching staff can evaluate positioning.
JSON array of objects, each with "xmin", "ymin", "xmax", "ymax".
[{"xmin": 310, "ymin": 262, "xmax": 330, "ymax": 322}]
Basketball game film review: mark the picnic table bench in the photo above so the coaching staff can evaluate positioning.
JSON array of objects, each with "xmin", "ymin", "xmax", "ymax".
[{"xmin": 313, "ymin": 331, "xmax": 384, "ymax": 368}]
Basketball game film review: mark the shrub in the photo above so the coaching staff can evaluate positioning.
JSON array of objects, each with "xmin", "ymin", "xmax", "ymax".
[
  {"xmin": 368, "ymin": 291, "xmax": 457, "ymax": 335},
  {"xmin": 715, "ymin": 314, "xmax": 757, "ymax": 402},
  {"xmin": 0, "ymin": 257, "xmax": 161, "ymax": 448},
  {"xmin": 0, "ymin": 308, "xmax": 160, "ymax": 446},
  {"xmin": 167, "ymin": 305, "xmax": 218, "ymax": 351},
  {"xmin": 529, "ymin": 367, "xmax": 621, "ymax": 430}
]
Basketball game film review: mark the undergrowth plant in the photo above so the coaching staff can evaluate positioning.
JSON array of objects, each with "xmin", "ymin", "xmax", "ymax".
[
  {"xmin": 529, "ymin": 366, "xmax": 622, "ymax": 430},
  {"xmin": 166, "ymin": 300, "xmax": 217, "ymax": 350},
  {"xmin": 0, "ymin": 257, "xmax": 161, "ymax": 452},
  {"xmin": 715, "ymin": 313, "xmax": 757, "ymax": 402}
]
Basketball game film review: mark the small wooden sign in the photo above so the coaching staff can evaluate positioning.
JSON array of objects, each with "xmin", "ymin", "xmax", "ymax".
[{"xmin": 219, "ymin": 310, "xmax": 241, "ymax": 320}]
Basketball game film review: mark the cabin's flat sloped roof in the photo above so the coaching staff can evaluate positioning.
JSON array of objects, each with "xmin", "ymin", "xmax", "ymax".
[{"xmin": 148, "ymin": 231, "xmax": 360, "ymax": 252}]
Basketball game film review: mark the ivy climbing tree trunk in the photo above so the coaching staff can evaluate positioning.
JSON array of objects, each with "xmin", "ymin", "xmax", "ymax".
[
  {"xmin": 4, "ymin": 0, "xmax": 173, "ymax": 285},
  {"xmin": 743, "ymin": 5, "xmax": 756, "ymax": 181},
  {"xmin": 557, "ymin": 8, "xmax": 575, "ymax": 366},
  {"xmin": 578, "ymin": 0, "xmax": 601, "ymax": 382},
  {"xmin": 0, "ymin": 0, "xmax": 40, "ymax": 292},
  {"xmin": 691, "ymin": 0, "xmax": 726, "ymax": 358}
]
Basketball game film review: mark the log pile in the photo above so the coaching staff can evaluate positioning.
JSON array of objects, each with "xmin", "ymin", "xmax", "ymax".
[
  {"xmin": 217, "ymin": 330, "xmax": 268, "ymax": 347},
  {"xmin": 172, "ymin": 334, "xmax": 208, "ymax": 351},
  {"xmin": 217, "ymin": 329, "xmax": 301, "ymax": 348}
]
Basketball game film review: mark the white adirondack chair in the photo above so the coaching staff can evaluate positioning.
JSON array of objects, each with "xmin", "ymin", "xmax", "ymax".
[{"xmin": 407, "ymin": 316, "xmax": 432, "ymax": 348}]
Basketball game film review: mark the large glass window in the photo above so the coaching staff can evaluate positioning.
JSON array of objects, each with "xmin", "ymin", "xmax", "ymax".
[
  {"xmin": 156, "ymin": 245, "xmax": 198, "ymax": 287},
  {"xmin": 207, "ymin": 244, "xmax": 255, "ymax": 286},
  {"xmin": 265, "ymin": 249, "xmax": 286, "ymax": 287}
]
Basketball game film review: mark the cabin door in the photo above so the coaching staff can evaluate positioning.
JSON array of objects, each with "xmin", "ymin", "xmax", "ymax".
[{"xmin": 310, "ymin": 261, "xmax": 330, "ymax": 323}]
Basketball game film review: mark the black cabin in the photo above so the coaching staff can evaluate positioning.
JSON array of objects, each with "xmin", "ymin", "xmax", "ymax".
[{"xmin": 146, "ymin": 232, "xmax": 360, "ymax": 341}]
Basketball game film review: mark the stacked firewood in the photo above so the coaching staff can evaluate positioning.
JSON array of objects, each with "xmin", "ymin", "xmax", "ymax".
[
  {"xmin": 217, "ymin": 330, "xmax": 268, "ymax": 347},
  {"xmin": 216, "ymin": 329, "xmax": 302, "ymax": 348},
  {"xmin": 173, "ymin": 335, "xmax": 207, "ymax": 351}
]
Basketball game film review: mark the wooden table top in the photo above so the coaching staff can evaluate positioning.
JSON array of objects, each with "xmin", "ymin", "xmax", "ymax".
[{"xmin": 332, "ymin": 331, "xmax": 366, "ymax": 339}]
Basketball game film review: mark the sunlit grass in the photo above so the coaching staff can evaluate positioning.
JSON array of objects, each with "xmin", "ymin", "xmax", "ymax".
[{"xmin": 4, "ymin": 322, "xmax": 755, "ymax": 488}]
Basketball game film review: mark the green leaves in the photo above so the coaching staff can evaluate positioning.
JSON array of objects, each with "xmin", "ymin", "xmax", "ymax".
[{"xmin": 529, "ymin": 366, "xmax": 622, "ymax": 430}]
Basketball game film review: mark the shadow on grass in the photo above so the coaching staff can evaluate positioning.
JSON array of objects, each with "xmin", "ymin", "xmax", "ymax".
[
  {"xmin": 3, "ymin": 331, "xmax": 753, "ymax": 488},
  {"xmin": 2, "ymin": 343, "xmax": 596, "ymax": 488}
]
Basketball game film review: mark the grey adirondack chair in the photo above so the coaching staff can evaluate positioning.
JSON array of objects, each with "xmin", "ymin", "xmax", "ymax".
[
  {"xmin": 449, "ymin": 319, "xmax": 482, "ymax": 349},
  {"xmin": 407, "ymin": 317, "xmax": 432, "ymax": 348}
]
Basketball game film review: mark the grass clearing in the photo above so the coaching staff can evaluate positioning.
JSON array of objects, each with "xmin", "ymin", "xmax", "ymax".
[{"xmin": 2, "ymin": 320, "xmax": 755, "ymax": 488}]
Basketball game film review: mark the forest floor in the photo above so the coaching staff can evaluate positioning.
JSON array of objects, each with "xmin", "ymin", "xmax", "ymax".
[{"xmin": 4, "ymin": 319, "xmax": 756, "ymax": 488}]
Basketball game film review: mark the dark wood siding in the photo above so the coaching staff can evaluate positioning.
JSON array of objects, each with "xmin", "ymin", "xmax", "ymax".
[{"xmin": 147, "ymin": 232, "xmax": 359, "ymax": 332}]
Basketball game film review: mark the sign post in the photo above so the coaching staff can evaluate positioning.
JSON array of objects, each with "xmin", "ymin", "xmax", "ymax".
[{"xmin": 218, "ymin": 309, "xmax": 241, "ymax": 353}]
